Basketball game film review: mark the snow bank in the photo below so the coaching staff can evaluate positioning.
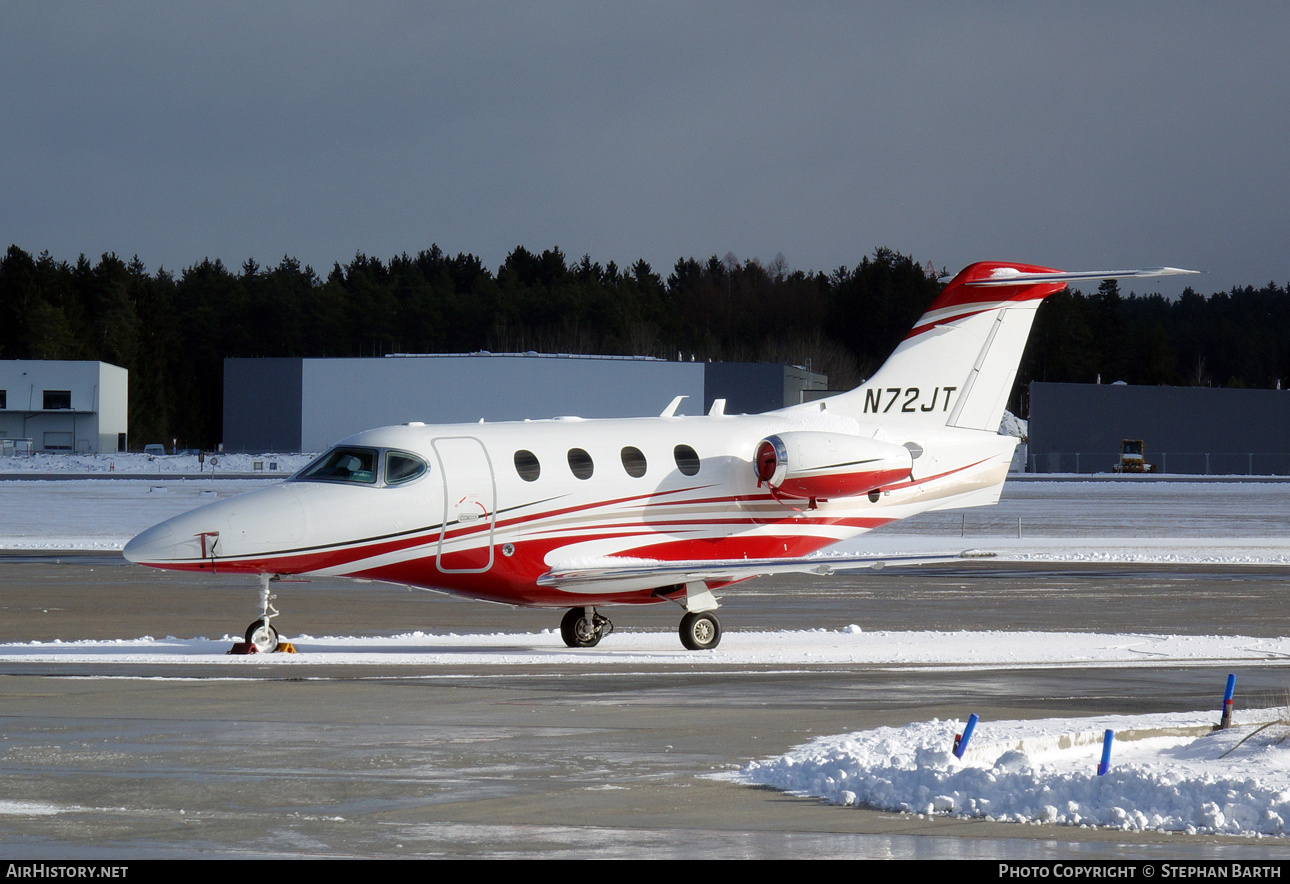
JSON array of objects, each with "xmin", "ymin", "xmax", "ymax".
[{"xmin": 733, "ymin": 710, "xmax": 1290, "ymax": 836}]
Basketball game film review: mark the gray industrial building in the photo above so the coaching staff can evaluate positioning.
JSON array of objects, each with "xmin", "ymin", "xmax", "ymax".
[
  {"xmin": 0, "ymin": 360, "xmax": 129, "ymax": 454},
  {"xmin": 224, "ymin": 354, "xmax": 827, "ymax": 453},
  {"xmin": 1027, "ymin": 381, "xmax": 1290, "ymax": 475}
]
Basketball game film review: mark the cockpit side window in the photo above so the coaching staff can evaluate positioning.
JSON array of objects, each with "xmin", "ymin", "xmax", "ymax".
[
  {"xmin": 297, "ymin": 447, "xmax": 379, "ymax": 484},
  {"xmin": 385, "ymin": 451, "xmax": 428, "ymax": 485}
]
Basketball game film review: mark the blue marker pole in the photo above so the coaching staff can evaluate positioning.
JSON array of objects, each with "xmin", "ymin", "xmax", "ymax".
[
  {"xmin": 1097, "ymin": 730, "xmax": 1113, "ymax": 776},
  {"xmin": 1220, "ymin": 674, "xmax": 1236, "ymax": 730},
  {"xmin": 953, "ymin": 713, "xmax": 978, "ymax": 759}
]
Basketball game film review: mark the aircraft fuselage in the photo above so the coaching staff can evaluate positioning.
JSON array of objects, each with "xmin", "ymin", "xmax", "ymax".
[{"xmin": 123, "ymin": 409, "xmax": 1014, "ymax": 608}]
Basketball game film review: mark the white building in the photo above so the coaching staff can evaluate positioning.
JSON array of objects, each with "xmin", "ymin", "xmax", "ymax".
[{"xmin": 0, "ymin": 361, "xmax": 128, "ymax": 454}]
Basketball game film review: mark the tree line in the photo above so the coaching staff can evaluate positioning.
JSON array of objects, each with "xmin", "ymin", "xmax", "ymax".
[{"xmin": 1, "ymin": 243, "xmax": 1286, "ymax": 448}]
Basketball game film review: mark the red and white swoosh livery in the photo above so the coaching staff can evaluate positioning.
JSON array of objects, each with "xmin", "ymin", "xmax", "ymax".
[{"xmin": 124, "ymin": 262, "xmax": 1196, "ymax": 650}]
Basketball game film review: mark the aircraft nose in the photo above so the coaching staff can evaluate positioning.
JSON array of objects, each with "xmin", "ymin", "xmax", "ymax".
[
  {"xmin": 123, "ymin": 501, "xmax": 234, "ymax": 566},
  {"xmin": 122, "ymin": 520, "xmax": 181, "ymax": 565},
  {"xmin": 122, "ymin": 482, "xmax": 313, "ymax": 569}
]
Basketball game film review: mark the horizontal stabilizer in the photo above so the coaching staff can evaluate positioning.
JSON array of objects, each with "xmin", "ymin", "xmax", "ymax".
[{"xmin": 961, "ymin": 266, "xmax": 1200, "ymax": 287}]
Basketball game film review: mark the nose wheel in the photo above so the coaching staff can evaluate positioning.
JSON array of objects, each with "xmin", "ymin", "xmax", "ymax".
[
  {"xmin": 245, "ymin": 618, "xmax": 279, "ymax": 653},
  {"xmin": 560, "ymin": 607, "xmax": 613, "ymax": 648},
  {"xmin": 243, "ymin": 573, "xmax": 281, "ymax": 653}
]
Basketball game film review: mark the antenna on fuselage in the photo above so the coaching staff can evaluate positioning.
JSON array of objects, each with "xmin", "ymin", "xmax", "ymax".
[{"xmin": 660, "ymin": 395, "xmax": 688, "ymax": 417}]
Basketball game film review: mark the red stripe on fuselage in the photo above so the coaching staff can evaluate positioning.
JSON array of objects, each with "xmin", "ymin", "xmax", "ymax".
[{"xmin": 342, "ymin": 528, "xmax": 876, "ymax": 607}]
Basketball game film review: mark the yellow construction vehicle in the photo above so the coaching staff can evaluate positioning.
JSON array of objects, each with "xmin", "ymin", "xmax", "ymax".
[{"xmin": 1114, "ymin": 439, "xmax": 1155, "ymax": 473}]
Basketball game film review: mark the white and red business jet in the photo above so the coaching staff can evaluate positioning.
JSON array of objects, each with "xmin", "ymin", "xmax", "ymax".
[{"xmin": 124, "ymin": 261, "xmax": 1195, "ymax": 652}]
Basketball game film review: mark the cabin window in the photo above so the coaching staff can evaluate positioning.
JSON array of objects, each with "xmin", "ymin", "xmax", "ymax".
[
  {"xmin": 385, "ymin": 451, "xmax": 428, "ymax": 485},
  {"xmin": 620, "ymin": 446, "xmax": 647, "ymax": 478},
  {"xmin": 514, "ymin": 449, "xmax": 541, "ymax": 482},
  {"xmin": 673, "ymin": 444, "xmax": 700, "ymax": 476},
  {"xmin": 296, "ymin": 446, "xmax": 379, "ymax": 484},
  {"xmin": 567, "ymin": 448, "xmax": 594, "ymax": 480}
]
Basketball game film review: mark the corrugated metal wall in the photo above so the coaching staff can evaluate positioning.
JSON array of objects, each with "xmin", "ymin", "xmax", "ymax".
[{"xmin": 1028, "ymin": 382, "xmax": 1290, "ymax": 474}]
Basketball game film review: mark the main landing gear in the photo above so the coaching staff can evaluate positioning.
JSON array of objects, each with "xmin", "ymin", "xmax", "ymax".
[
  {"xmin": 557, "ymin": 605, "xmax": 723, "ymax": 651},
  {"xmin": 678, "ymin": 611, "xmax": 721, "ymax": 651},
  {"xmin": 560, "ymin": 607, "xmax": 613, "ymax": 648},
  {"xmin": 244, "ymin": 573, "xmax": 281, "ymax": 653}
]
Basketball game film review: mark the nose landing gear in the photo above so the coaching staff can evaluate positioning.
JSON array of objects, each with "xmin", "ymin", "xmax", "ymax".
[{"xmin": 243, "ymin": 573, "xmax": 281, "ymax": 653}]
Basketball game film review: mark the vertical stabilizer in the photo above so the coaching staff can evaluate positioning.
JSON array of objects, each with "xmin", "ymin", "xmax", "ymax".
[{"xmin": 812, "ymin": 262, "xmax": 1198, "ymax": 432}]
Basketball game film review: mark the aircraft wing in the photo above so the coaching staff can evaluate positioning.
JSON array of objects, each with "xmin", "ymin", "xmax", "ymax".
[{"xmin": 537, "ymin": 549, "xmax": 995, "ymax": 594}]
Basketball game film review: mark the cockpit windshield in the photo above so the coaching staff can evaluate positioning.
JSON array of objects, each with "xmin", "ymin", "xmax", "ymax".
[
  {"xmin": 294, "ymin": 446, "xmax": 430, "ymax": 487},
  {"xmin": 296, "ymin": 447, "xmax": 379, "ymax": 484}
]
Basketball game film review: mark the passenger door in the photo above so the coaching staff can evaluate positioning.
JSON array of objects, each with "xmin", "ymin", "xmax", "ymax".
[{"xmin": 432, "ymin": 436, "xmax": 497, "ymax": 573}]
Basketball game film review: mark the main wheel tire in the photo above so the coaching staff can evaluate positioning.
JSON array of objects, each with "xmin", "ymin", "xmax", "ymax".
[
  {"xmin": 245, "ymin": 619, "xmax": 279, "ymax": 653},
  {"xmin": 679, "ymin": 611, "xmax": 721, "ymax": 650},
  {"xmin": 560, "ymin": 607, "xmax": 601, "ymax": 648}
]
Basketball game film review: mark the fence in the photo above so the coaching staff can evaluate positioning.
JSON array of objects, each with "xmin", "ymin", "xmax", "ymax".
[{"xmin": 1028, "ymin": 451, "xmax": 1290, "ymax": 475}]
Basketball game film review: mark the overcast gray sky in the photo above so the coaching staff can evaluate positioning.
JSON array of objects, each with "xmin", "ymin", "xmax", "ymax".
[{"xmin": 2, "ymin": 2, "xmax": 1285, "ymax": 296}]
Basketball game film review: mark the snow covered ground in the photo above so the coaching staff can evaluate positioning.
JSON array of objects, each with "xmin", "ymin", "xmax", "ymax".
[
  {"xmin": 0, "ymin": 451, "xmax": 313, "ymax": 475},
  {"xmin": 1, "ymin": 627, "xmax": 1286, "ymax": 668},
  {"xmin": 4, "ymin": 457, "xmax": 1290, "ymax": 838}
]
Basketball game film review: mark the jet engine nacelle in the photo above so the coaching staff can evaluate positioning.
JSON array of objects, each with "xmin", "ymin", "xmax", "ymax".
[{"xmin": 753, "ymin": 431, "xmax": 913, "ymax": 500}]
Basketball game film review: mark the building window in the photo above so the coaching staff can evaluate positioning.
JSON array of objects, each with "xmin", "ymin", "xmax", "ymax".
[
  {"xmin": 514, "ymin": 450, "xmax": 541, "ymax": 482},
  {"xmin": 0, "ymin": 390, "xmax": 6, "ymax": 409},
  {"xmin": 43, "ymin": 390, "xmax": 72, "ymax": 410},
  {"xmin": 620, "ymin": 446, "xmax": 647, "ymax": 478},
  {"xmin": 567, "ymin": 448, "xmax": 594, "ymax": 480},
  {"xmin": 674, "ymin": 444, "xmax": 700, "ymax": 476}
]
